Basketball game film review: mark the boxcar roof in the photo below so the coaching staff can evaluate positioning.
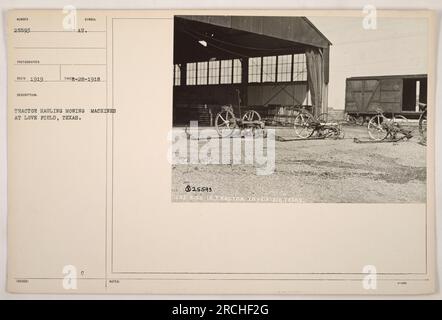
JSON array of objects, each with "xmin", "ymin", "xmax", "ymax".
[{"xmin": 347, "ymin": 74, "xmax": 427, "ymax": 80}]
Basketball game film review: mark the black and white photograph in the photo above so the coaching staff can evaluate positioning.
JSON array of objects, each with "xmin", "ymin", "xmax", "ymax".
[{"xmin": 171, "ymin": 14, "xmax": 428, "ymax": 203}]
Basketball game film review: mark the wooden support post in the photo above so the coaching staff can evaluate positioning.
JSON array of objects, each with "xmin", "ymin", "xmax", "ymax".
[
  {"xmin": 241, "ymin": 58, "xmax": 248, "ymax": 107},
  {"xmin": 180, "ymin": 63, "xmax": 186, "ymax": 86}
]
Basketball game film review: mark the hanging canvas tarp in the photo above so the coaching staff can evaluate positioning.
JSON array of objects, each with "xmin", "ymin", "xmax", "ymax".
[{"xmin": 306, "ymin": 48, "xmax": 324, "ymax": 116}]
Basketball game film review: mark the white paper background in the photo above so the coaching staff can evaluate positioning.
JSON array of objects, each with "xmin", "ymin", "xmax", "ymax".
[{"xmin": 0, "ymin": 0, "xmax": 441, "ymax": 299}]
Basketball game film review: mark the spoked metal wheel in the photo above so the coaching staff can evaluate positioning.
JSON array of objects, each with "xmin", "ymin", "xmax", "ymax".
[
  {"xmin": 294, "ymin": 112, "xmax": 315, "ymax": 138},
  {"xmin": 419, "ymin": 110, "xmax": 427, "ymax": 139},
  {"xmin": 242, "ymin": 110, "xmax": 261, "ymax": 122},
  {"xmin": 367, "ymin": 115, "xmax": 388, "ymax": 141},
  {"xmin": 215, "ymin": 110, "xmax": 237, "ymax": 137}
]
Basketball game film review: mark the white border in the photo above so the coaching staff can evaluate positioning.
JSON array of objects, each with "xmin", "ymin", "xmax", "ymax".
[{"xmin": 0, "ymin": 0, "xmax": 441, "ymax": 300}]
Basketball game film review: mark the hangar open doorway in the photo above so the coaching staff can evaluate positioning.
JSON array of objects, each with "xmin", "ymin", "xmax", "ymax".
[{"xmin": 173, "ymin": 15, "xmax": 331, "ymax": 126}]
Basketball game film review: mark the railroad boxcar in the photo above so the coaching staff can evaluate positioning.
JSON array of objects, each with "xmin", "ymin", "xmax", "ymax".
[{"xmin": 345, "ymin": 74, "xmax": 427, "ymax": 122}]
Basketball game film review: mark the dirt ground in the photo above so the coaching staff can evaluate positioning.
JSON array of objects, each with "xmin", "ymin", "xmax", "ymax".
[{"xmin": 172, "ymin": 124, "xmax": 426, "ymax": 203}]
